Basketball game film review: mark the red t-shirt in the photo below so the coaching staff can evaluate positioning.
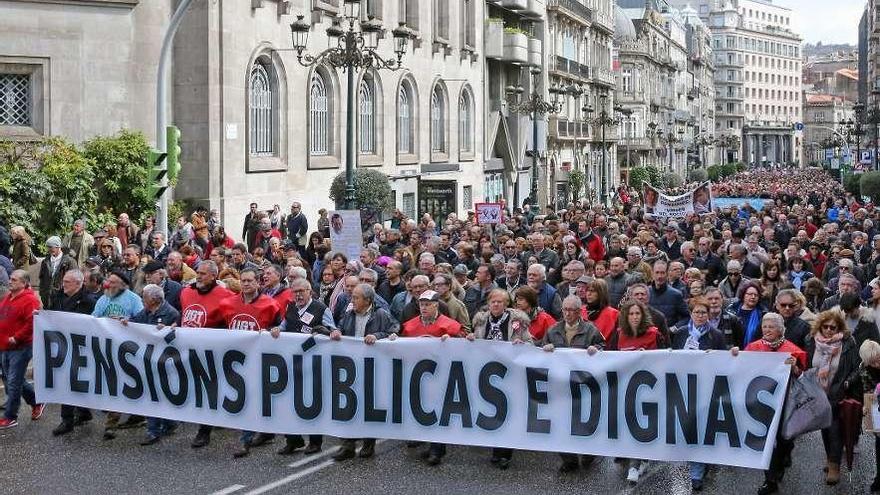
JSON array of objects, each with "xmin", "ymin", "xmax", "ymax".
[
  {"xmin": 0, "ymin": 288, "xmax": 41, "ymax": 350},
  {"xmin": 582, "ymin": 306, "xmax": 619, "ymax": 341},
  {"xmin": 612, "ymin": 327, "xmax": 663, "ymax": 351},
  {"xmin": 220, "ymin": 293, "xmax": 281, "ymax": 331},
  {"xmin": 179, "ymin": 284, "xmax": 234, "ymax": 328},
  {"xmin": 402, "ymin": 314, "xmax": 463, "ymax": 338},
  {"xmin": 271, "ymin": 288, "xmax": 294, "ymax": 315}
]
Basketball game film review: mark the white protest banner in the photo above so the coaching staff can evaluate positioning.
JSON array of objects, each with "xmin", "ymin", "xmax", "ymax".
[
  {"xmin": 34, "ymin": 311, "xmax": 790, "ymax": 469},
  {"xmin": 644, "ymin": 181, "xmax": 713, "ymax": 219},
  {"xmin": 328, "ymin": 210, "xmax": 363, "ymax": 261},
  {"xmin": 475, "ymin": 203, "xmax": 503, "ymax": 225}
]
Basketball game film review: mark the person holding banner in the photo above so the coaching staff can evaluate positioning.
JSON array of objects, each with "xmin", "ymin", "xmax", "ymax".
[
  {"xmin": 331, "ymin": 283, "xmax": 399, "ymax": 461},
  {"xmin": 220, "ymin": 267, "xmax": 283, "ymax": 458},
  {"xmin": 397, "ymin": 290, "xmax": 464, "ymax": 466},
  {"xmin": 730, "ymin": 313, "xmax": 805, "ymax": 495},
  {"xmin": 540, "ymin": 294, "xmax": 604, "ymax": 473}
]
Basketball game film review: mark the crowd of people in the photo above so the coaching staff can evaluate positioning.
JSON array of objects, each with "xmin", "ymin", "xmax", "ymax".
[{"xmin": 1, "ymin": 168, "xmax": 880, "ymax": 494}]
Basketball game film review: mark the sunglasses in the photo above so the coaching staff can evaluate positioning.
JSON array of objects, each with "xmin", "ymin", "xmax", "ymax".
[
  {"xmin": 778, "ymin": 303, "xmax": 796, "ymax": 309},
  {"xmin": 821, "ymin": 324, "xmax": 837, "ymax": 330}
]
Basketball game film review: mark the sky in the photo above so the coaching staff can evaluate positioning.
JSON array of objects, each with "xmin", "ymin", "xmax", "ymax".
[{"xmin": 772, "ymin": 0, "xmax": 863, "ymax": 45}]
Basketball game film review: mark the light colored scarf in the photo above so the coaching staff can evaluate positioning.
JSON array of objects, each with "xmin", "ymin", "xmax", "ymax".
[
  {"xmin": 812, "ymin": 333, "xmax": 844, "ymax": 392},
  {"xmin": 685, "ymin": 320, "xmax": 710, "ymax": 350}
]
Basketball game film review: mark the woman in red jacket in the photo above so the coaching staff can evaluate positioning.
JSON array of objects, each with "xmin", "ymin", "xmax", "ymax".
[
  {"xmin": 513, "ymin": 286, "xmax": 556, "ymax": 341},
  {"xmin": 580, "ymin": 279, "xmax": 618, "ymax": 341}
]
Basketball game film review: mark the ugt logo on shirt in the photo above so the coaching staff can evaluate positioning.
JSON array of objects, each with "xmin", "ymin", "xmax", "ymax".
[
  {"xmin": 229, "ymin": 314, "xmax": 260, "ymax": 332},
  {"xmin": 182, "ymin": 304, "xmax": 207, "ymax": 327}
]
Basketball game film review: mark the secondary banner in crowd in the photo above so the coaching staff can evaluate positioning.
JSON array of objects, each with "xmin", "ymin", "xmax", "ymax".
[
  {"xmin": 643, "ymin": 181, "xmax": 713, "ymax": 218},
  {"xmin": 34, "ymin": 311, "xmax": 791, "ymax": 469}
]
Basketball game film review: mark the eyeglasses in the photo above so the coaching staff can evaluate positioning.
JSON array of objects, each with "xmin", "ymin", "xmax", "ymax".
[
  {"xmin": 778, "ymin": 303, "xmax": 796, "ymax": 309},
  {"xmin": 821, "ymin": 324, "xmax": 838, "ymax": 330},
  {"xmin": 728, "ymin": 271, "xmax": 741, "ymax": 276}
]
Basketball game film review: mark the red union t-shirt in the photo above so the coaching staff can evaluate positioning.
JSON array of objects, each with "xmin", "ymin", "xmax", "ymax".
[
  {"xmin": 179, "ymin": 284, "xmax": 234, "ymax": 328},
  {"xmin": 220, "ymin": 293, "xmax": 282, "ymax": 331}
]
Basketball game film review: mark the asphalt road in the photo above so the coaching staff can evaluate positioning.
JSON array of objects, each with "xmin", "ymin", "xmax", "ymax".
[{"xmin": 0, "ymin": 403, "xmax": 877, "ymax": 495}]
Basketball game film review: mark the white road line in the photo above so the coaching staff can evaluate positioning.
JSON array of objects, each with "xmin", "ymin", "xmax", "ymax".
[
  {"xmin": 285, "ymin": 439, "xmax": 387, "ymax": 468},
  {"xmin": 242, "ymin": 460, "xmax": 334, "ymax": 495},
  {"xmin": 210, "ymin": 484, "xmax": 246, "ymax": 495}
]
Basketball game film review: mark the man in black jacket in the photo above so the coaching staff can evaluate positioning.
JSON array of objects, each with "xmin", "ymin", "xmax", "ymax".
[
  {"xmin": 242, "ymin": 202, "xmax": 261, "ymax": 251},
  {"xmin": 49, "ymin": 269, "xmax": 97, "ymax": 436},
  {"xmin": 143, "ymin": 261, "xmax": 182, "ymax": 311},
  {"xmin": 284, "ymin": 202, "xmax": 308, "ymax": 255}
]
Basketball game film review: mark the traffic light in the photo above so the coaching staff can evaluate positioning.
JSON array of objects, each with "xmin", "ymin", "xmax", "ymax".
[
  {"xmin": 147, "ymin": 148, "xmax": 168, "ymax": 200},
  {"xmin": 166, "ymin": 125, "xmax": 181, "ymax": 183}
]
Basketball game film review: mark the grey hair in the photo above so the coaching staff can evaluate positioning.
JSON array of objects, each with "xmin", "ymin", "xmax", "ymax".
[
  {"xmin": 359, "ymin": 268, "xmax": 378, "ymax": 284},
  {"xmin": 142, "ymin": 284, "xmax": 165, "ymax": 302},
  {"xmin": 775, "ymin": 288, "xmax": 799, "ymax": 305},
  {"xmin": 411, "ymin": 274, "xmax": 430, "ymax": 286},
  {"xmin": 290, "ymin": 277, "xmax": 311, "ymax": 291},
  {"xmin": 288, "ymin": 266, "xmax": 308, "ymax": 280},
  {"xmin": 490, "ymin": 254, "xmax": 506, "ymax": 265},
  {"xmin": 200, "ymin": 260, "xmax": 219, "ymax": 276},
  {"xmin": 527, "ymin": 263, "xmax": 547, "ymax": 280},
  {"xmin": 562, "ymin": 294, "xmax": 582, "ymax": 310},
  {"xmin": 64, "ymin": 269, "xmax": 84, "ymax": 284},
  {"xmin": 355, "ymin": 283, "xmax": 376, "ymax": 304},
  {"xmin": 680, "ymin": 241, "xmax": 694, "ymax": 254},
  {"xmin": 425, "ymin": 236, "xmax": 441, "ymax": 250},
  {"xmin": 418, "ymin": 252, "xmax": 436, "ymax": 265},
  {"xmin": 762, "ymin": 312, "xmax": 784, "ymax": 331}
]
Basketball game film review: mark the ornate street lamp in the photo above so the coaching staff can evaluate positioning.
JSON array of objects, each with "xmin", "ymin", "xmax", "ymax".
[
  {"xmin": 506, "ymin": 67, "xmax": 564, "ymax": 206},
  {"xmin": 289, "ymin": 3, "xmax": 414, "ymax": 209},
  {"xmin": 583, "ymin": 90, "xmax": 624, "ymax": 205}
]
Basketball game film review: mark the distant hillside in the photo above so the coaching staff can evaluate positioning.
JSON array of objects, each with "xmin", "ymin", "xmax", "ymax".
[{"xmin": 804, "ymin": 42, "xmax": 856, "ymax": 59}]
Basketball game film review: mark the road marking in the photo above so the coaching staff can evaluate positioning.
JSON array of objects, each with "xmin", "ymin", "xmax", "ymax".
[
  {"xmin": 210, "ymin": 484, "xmax": 246, "ymax": 495},
  {"xmin": 242, "ymin": 460, "xmax": 334, "ymax": 495},
  {"xmin": 286, "ymin": 439, "xmax": 387, "ymax": 468}
]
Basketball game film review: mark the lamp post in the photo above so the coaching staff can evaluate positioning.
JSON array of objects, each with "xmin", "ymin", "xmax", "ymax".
[
  {"xmin": 583, "ymin": 90, "xmax": 622, "ymax": 205},
  {"xmin": 506, "ymin": 67, "xmax": 564, "ymax": 207},
  {"xmin": 646, "ymin": 121, "xmax": 658, "ymax": 168},
  {"xmin": 289, "ymin": 1, "xmax": 413, "ymax": 210}
]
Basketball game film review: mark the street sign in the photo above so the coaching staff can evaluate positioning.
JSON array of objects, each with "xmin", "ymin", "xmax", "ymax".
[
  {"xmin": 825, "ymin": 149, "xmax": 834, "ymax": 160},
  {"xmin": 794, "ymin": 122, "xmax": 804, "ymax": 131},
  {"xmin": 475, "ymin": 203, "xmax": 503, "ymax": 225},
  {"xmin": 831, "ymin": 158, "xmax": 840, "ymax": 169},
  {"xmin": 862, "ymin": 150, "xmax": 873, "ymax": 165}
]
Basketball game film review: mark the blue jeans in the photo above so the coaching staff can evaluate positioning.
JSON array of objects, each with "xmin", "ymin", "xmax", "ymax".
[
  {"xmin": 146, "ymin": 417, "xmax": 177, "ymax": 438},
  {"xmin": 689, "ymin": 461, "xmax": 706, "ymax": 481},
  {"xmin": 0, "ymin": 348, "xmax": 36, "ymax": 421}
]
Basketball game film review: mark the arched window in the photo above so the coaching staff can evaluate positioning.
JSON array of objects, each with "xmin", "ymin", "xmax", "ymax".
[
  {"xmin": 398, "ymin": 83, "xmax": 413, "ymax": 154},
  {"xmin": 310, "ymin": 72, "xmax": 330, "ymax": 156},
  {"xmin": 359, "ymin": 78, "xmax": 375, "ymax": 154},
  {"xmin": 249, "ymin": 60, "xmax": 275, "ymax": 156},
  {"xmin": 458, "ymin": 90, "xmax": 472, "ymax": 154},
  {"xmin": 430, "ymin": 85, "xmax": 446, "ymax": 153}
]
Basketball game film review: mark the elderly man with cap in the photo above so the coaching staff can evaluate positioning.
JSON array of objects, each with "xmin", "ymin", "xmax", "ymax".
[
  {"xmin": 624, "ymin": 246, "xmax": 652, "ymax": 283},
  {"xmin": 38, "ymin": 236, "xmax": 77, "ymax": 308},
  {"xmin": 821, "ymin": 272, "xmax": 862, "ymax": 312},
  {"xmin": 143, "ymin": 260, "xmax": 182, "ymax": 310},
  {"xmin": 397, "ymin": 289, "xmax": 463, "ymax": 466},
  {"xmin": 62, "ymin": 219, "xmax": 94, "ymax": 267}
]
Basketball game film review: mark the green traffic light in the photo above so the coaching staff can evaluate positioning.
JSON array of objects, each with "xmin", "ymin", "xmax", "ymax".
[{"xmin": 166, "ymin": 125, "xmax": 181, "ymax": 182}]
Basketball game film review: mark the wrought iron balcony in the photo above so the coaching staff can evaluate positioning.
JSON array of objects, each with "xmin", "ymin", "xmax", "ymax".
[{"xmin": 547, "ymin": 0, "xmax": 592, "ymax": 23}]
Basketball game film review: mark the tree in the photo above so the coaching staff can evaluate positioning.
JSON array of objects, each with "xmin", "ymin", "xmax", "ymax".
[
  {"xmin": 663, "ymin": 172, "xmax": 684, "ymax": 188},
  {"xmin": 845, "ymin": 173, "xmax": 862, "ymax": 196},
  {"xmin": 860, "ymin": 171, "xmax": 880, "ymax": 202},
  {"xmin": 568, "ymin": 169, "xmax": 585, "ymax": 202},
  {"xmin": 628, "ymin": 166, "xmax": 650, "ymax": 187},
  {"xmin": 689, "ymin": 168, "xmax": 708, "ymax": 183},
  {"xmin": 328, "ymin": 169, "xmax": 394, "ymax": 212},
  {"xmin": 82, "ymin": 129, "xmax": 153, "ymax": 223}
]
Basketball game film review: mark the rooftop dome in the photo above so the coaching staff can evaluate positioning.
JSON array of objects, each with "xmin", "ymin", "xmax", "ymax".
[{"xmin": 614, "ymin": 4, "xmax": 637, "ymax": 42}]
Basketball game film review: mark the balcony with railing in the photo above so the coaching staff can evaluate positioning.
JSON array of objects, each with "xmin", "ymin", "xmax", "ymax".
[
  {"xmin": 716, "ymin": 89, "xmax": 744, "ymax": 101},
  {"xmin": 589, "ymin": 123, "xmax": 618, "ymax": 141},
  {"xmin": 593, "ymin": 10, "xmax": 613, "ymax": 33},
  {"xmin": 592, "ymin": 66, "xmax": 615, "ymax": 87},
  {"xmin": 550, "ymin": 55, "xmax": 591, "ymax": 81},
  {"xmin": 546, "ymin": 0, "xmax": 592, "ymax": 24},
  {"xmin": 714, "ymin": 57, "xmax": 744, "ymax": 68},
  {"xmin": 617, "ymin": 91, "xmax": 646, "ymax": 104}
]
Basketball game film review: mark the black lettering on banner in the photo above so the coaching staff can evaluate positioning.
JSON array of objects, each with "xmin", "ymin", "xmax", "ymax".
[
  {"xmin": 69, "ymin": 333, "xmax": 89, "ymax": 394},
  {"xmin": 570, "ymin": 370, "xmax": 601, "ymax": 437},
  {"xmin": 43, "ymin": 331, "xmax": 68, "ymax": 389},
  {"xmin": 392, "ymin": 358, "xmax": 403, "ymax": 424},
  {"xmin": 364, "ymin": 358, "xmax": 388, "ymax": 423},
  {"xmin": 143, "ymin": 343, "xmax": 159, "ymax": 402},
  {"xmin": 606, "ymin": 371, "xmax": 619, "ymax": 439},
  {"xmin": 118, "ymin": 340, "xmax": 143, "ymax": 400},
  {"xmin": 331, "ymin": 355, "xmax": 357, "ymax": 421},
  {"xmin": 705, "ymin": 375, "xmax": 741, "ymax": 447},
  {"xmin": 157, "ymin": 346, "xmax": 189, "ymax": 406},
  {"xmin": 261, "ymin": 353, "xmax": 288, "ymax": 417},
  {"xmin": 293, "ymin": 354, "xmax": 323, "ymax": 419},
  {"xmin": 744, "ymin": 376, "xmax": 779, "ymax": 451},
  {"xmin": 189, "ymin": 349, "xmax": 219, "ymax": 409},
  {"xmin": 222, "ymin": 350, "xmax": 246, "ymax": 414},
  {"xmin": 90, "ymin": 336, "xmax": 118, "ymax": 396},
  {"xmin": 526, "ymin": 367, "xmax": 551, "ymax": 434},
  {"xmin": 666, "ymin": 373, "xmax": 698, "ymax": 445},
  {"xmin": 439, "ymin": 361, "xmax": 472, "ymax": 428},
  {"xmin": 476, "ymin": 361, "xmax": 508, "ymax": 431},
  {"xmin": 410, "ymin": 359, "xmax": 438, "ymax": 426},
  {"xmin": 625, "ymin": 370, "xmax": 659, "ymax": 443}
]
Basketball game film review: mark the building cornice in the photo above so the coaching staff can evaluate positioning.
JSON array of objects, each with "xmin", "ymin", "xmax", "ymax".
[{"xmin": 3, "ymin": 0, "xmax": 138, "ymax": 8}]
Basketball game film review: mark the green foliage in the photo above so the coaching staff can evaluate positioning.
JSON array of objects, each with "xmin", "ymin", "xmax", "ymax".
[
  {"xmin": 720, "ymin": 162, "xmax": 737, "ymax": 178},
  {"xmin": 568, "ymin": 169, "xmax": 585, "ymax": 201},
  {"xmin": 627, "ymin": 166, "xmax": 650, "ymax": 187},
  {"xmin": 328, "ymin": 169, "xmax": 394, "ymax": 211},
  {"xmin": 734, "ymin": 161, "xmax": 747, "ymax": 172},
  {"xmin": 845, "ymin": 173, "xmax": 862, "ymax": 196},
  {"xmin": 707, "ymin": 165, "xmax": 722, "ymax": 182},
  {"xmin": 663, "ymin": 172, "xmax": 684, "ymax": 188},
  {"xmin": 646, "ymin": 165, "xmax": 664, "ymax": 187},
  {"xmin": 860, "ymin": 172, "xmax": 880, "ymax": 201},
  {"xmin": 689, "ymin": 168, "xmax": 708, "ymax": 183},
  {"xmin": 82, "ymin": 129, "xmax": 153, "ymax": 221},
  {"xmin": 503, "ymin": 27, "xmax": 528, "ymax": 35}
]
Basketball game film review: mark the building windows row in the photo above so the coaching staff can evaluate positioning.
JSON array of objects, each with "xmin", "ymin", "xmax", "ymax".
[{"xmin": 245, "ymin": 51, "xmax": 475, "ymax": 167}]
